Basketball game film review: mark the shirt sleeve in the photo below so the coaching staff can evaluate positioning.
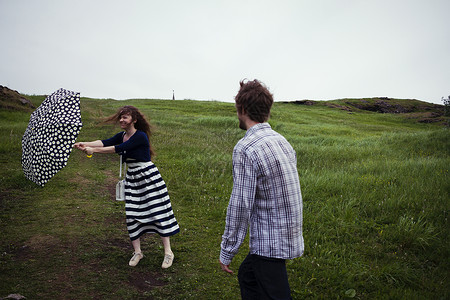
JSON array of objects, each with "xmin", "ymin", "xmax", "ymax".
[
  {"xmin": 220, "ymin": 148, "xmax": 257, "ymax": 265},
  {"xmin": 101, "ymin": 132, "xmax": 124, "ymax": 147}
]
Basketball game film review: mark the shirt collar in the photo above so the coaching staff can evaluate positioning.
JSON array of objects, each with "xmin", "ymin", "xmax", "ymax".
[{"xmin": 245, "ymin": 122, "xmax": 271, "ymax": 137}]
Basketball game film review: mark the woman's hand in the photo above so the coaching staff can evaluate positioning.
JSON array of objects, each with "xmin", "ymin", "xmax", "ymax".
[
  {"xmin": 84, "ymin": 147, "xmax": 94, "ymax": 156},
  {"xmin": 74, "ymin": 142, "xmax": 86, "ymax": 150}
]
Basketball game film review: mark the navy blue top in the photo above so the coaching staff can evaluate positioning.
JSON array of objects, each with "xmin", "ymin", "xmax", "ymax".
[{"xmin": 102, "ymin": 130, "xmax": 151, "ymax": 162}]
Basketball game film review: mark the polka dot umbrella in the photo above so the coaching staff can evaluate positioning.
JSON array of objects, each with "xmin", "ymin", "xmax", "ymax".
[{"xmin": 21, "ymin": 88, "xmax": 83, "ymax": 186}]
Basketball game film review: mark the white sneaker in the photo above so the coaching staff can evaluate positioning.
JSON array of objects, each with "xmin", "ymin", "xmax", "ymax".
[
  {"xmin": 162, "ymin": 252, "xmax": 174, "ymax": 269},
  {"xmin": 129, "ymin": 252, "xmax": 144, "ymax": 267}
]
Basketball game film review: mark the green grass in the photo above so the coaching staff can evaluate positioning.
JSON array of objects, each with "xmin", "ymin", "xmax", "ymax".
[{"xmin": 0, "ymin": 97, "xmax": 448, "ymax": 299}]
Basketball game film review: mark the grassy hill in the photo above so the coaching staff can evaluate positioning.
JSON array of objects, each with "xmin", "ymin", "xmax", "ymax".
[
  {"xmin": 291, "ymin": 97, "xmax": 447, "ymax": 125},
  {"xmin": 0, "ymin": 91, "xmax": 449, "ymax": 299}
]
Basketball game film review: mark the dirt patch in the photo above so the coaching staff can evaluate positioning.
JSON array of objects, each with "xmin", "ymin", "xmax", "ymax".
[
  {"xmin": 25, "ymin": 234, "xmax": 60, "ymax": 249},
  {"xmin": 291, "ymin": 100, "xmax": 316, "ymax": 106},
  {"xmin": 0, "ymin": 190, "xmax": 14, "ymax": 210},
  {"xmin": 104, "ymin": 237, "xmax": 130, "ymax": 250},
  {"xmin": 418, "ymin": 113, "xmax": 445, "ymax": 123},
  {"xmin": 100, "ymin": 169, "xmax": 119, "ymax": 200},
  {"xmin": 128, "ymin": 271, "xmax": 167, "ymax": 292},
  {"xmin": 67, "ymin": 169, "xmax": 118, "ymax": 201},
  {"xmin": 10, "ymin": 234, "xmax": 62, "ymax": 262},
  {"xmin": 68, "ymin": 172, "xmax": 91, "ymax": 186},
  {"xmin": 346, "ymin": 98, "xmax": 414, "ymax": 113},
  {"xmin": 324, "ymin": 102, "xmax": 353, "ymax": 112}
]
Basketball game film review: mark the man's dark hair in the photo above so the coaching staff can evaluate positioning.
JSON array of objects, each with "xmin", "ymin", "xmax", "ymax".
[{"xmin": 235, "ymin": 79, "xmax": 274, "ymax": 123}]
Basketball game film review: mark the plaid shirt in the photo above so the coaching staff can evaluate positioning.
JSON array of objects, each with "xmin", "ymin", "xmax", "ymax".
[{"xmin": 220, "ymin": 123, "xmax": 304, "ymax": 265}]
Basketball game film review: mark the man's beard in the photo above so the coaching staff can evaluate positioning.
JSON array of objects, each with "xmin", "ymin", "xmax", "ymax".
[{"xmin": 238, "ymin": 117, "xmax": 246, "ymax": 130}]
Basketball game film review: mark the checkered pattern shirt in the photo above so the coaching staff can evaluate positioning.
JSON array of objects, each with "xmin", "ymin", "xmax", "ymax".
[{"xmin": 220, "ymin": 123, "xmax": 304, "ymax": 265}]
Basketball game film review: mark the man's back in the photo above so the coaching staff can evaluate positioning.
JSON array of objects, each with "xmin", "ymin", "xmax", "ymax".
[
  {"xmin": 220, "ymin": 79, "xmax": 303, "ymax": 299},
  {"xmin": 231, "ymin": 123, "xmax": 304, "ymax": 259}
]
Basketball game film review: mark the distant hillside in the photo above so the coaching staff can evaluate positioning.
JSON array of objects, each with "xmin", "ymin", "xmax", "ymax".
[
  {"xmin": 0, "ymin": 85, "xmax": 35, "ymax": 111},
  {"xmin": 291, "ymin": 97, "xmax": 446, "ymax": 125},
  {"xmin": 1, "ymin": 85, "xmax": 447, "ymax": 125}
]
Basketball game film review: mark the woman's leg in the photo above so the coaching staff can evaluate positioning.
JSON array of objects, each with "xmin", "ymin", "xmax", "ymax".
[
  {"xmin": 129, "ymin": 238, "xmax": 143, "ymax": 266},
  {"xmin": 161, "ymin": 236, "xmax": 172, "ymax": 255},
  {"xmin": 161, "ymin": 236, "xmax": 174, "ymax": 268},
  {"xmin": 131, "ymin": 238, "xmax": 142, "ymax": 253}
]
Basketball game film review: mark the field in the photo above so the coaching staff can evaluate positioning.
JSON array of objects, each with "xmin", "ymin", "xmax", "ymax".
[{"xmin": 0, "ymin": 95, "xmax": 449, "ymax": 299}]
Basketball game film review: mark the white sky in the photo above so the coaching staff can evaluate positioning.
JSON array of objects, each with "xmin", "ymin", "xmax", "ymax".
[{"xmin": 1, "ymin": 0, "xmax": 449, "ymax": 104}]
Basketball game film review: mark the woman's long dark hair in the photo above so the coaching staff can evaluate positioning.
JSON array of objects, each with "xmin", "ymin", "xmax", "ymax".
[{"xmin": 105, "ymin": 106, "xmax": 155, "ymax": 157}]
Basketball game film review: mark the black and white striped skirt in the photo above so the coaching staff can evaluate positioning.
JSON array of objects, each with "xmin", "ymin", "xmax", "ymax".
[{"xmin": 125, "ymin": 161, "xmax": 180, "ymax": 240}]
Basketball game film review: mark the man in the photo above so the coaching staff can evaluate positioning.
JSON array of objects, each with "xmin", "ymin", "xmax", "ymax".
[{"xmin": 219, "ymin": 79, "xmax": 304, "ymax": 299}]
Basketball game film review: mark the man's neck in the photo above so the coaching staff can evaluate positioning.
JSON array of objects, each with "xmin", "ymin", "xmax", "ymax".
[
  {"xmin": 240, "ymin": 112, "xmax": 260, "ymax": 130},
  {"xmin": 245, "ymin": 120, "xmax": 260, "ymax": 130}
]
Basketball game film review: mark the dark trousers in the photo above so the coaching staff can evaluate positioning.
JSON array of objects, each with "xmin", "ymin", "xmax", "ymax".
[{"xmin": 238, "ymin": 253, "xmax": 292, "ymax": 300}]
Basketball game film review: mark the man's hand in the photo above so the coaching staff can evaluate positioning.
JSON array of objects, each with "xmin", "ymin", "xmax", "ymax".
[{"xmin": 219, "ymin": 260, "xmax": 233, "ymax": 274}]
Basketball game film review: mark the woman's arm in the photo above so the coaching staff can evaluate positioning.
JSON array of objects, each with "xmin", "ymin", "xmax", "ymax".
[
  {"xmin": 73, "ymin": 140, "xmax": 116, "ymax": 155},
  {"xmin": 84, "ymin": 146, "xmax": 116, "ymax": 155},
  {"xmin": 74, "ymin": 140, "xmax": 104, "ymax": 150}
]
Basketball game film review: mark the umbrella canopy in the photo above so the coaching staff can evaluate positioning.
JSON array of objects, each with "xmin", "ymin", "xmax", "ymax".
[{"xmin": 22, "ymin": 88, "xmax": 83, "ymax": 186}]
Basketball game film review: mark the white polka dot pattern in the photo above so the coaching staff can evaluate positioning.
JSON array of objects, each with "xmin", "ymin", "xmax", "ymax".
[{"xmin": 22, "ymin": 88, "xmax": 83, "ymax": 186}]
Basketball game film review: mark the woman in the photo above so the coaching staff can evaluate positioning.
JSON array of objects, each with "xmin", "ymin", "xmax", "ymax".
[{"xmin": 74, "ymin": 106, "xmax": 179, "ymax": 268}]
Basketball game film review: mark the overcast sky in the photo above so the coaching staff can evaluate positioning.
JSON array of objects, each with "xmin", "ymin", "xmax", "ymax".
[{"xmin": 1, "ymin": 0, "xmax": 449, "ymax": 104}]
